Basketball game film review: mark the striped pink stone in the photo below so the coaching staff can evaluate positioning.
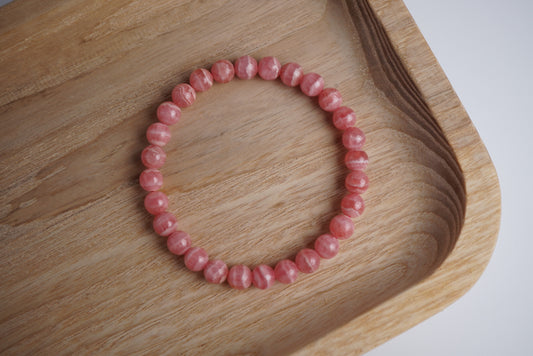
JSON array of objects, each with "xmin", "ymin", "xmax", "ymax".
[
  {"xmin": 184, "ymin": 247, "xmax": 209, "ymax": 272},
  {"xmin": 189, "ymin": 68, "xmax": 213, "ymax": 92},
  {"xmin": 139, "ymin": 168, "xmax": 163, "ymax": 191},
  {"xmin": 279, "ymin": 62, "xmax": 304, "ymax": 87},
  {"xmin": 153, "ymin": 212, "xmax": 178, "ymax": 237},
  {"xmin": 146, "ymin": 123, "xmax": 171, "ymax": 147},
  {"xmin": 314, "ymin": 234, "xmax": 339, "ymax": 259},
  {"xmin": 227, "ymin": 265, "xmax": 252, "ymax": 290},
  {"xmin": 318, "ymin": 88, "xmax": 343, "ymax": 112},
  {"xmin": 332, "ymin": 106, "xmax": 357, "ymax": 130},
  {"xmin": 345, "ymin": 150, "xmax": 368, "ymax": 171},
  {"xmin": 329, "ymin": 215, "xmax": 354, "ymax": 240},
  {"xmin": 234, "ymin": 55, "xmax": 258, "ymax": 80},
  {"xmin": 274, "ymin": 259, "xmax": 298, "ymax": 284},
  {"xmin": 341, "ymin": 193, "xmax": 365, "ymax": 218},
  {"xmin": 144, "ymin": 191, "xmax": 168, "ymax": 215},
  {"xmin": 345, "ymin": 170, "xmax": 369, "ymax": 194},
  {"xmin": 141, "ymin": 145, "xmax": 166, "ymax": 169},
  {"xmin": 342, "ymin": 127, "xmax": 366, "ymax": 150},
  {"xmin": 295, "ymin": 249, "xmax": 320, "ymax": 273},
  {"xmin": 157, "ymin": 101, "xmax": 181, "ymax": 125},
  {"xmin": 172, "ymin": 83, "xmax": 196, "ymax": 108},
  {"xmin": 252, "ymin": 264, "xmax": 275, "ymax": 290},
  {"xmin": 167, "ymin": 231, "xmax": 191, "ymax": 255},
  {"xmin": 258, "ymin": 56, "xmax": 281, "ymax": 80},
  {"xmin": 211, "ymin": 59, "xmax": 234, "ymax": 83},
  {"xmin": 300, "ymin": 72, "xmax": 324, "ymax": 97},
  {"xmin": 203, "ymin": 259, "xmax": 228, "ymax": 284}
]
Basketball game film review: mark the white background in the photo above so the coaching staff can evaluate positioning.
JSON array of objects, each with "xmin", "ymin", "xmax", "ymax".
[
  {"xmin": 1, "ymin": 0, "xmax": 532, "ymax": 354},
  {"xmin": 368, "ymin": 0, "xmax": 533, "ymax": 355}
]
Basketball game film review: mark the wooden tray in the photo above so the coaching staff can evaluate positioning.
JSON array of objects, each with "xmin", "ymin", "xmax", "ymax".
[{"xmin": 0, "ymin": 0, "xmax": 500, "ymax": 354}]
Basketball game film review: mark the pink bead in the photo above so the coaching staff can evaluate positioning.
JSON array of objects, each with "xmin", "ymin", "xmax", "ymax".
[
  {"xmin": 318, "ymin": 88, "xmax": 343, "ymax": 112},
  {"xmin": 211, "ymin": 59, "xmax": 234, "ymax": 83},
  {"xmin": 314, "ymin": 234, "xmax": 339, "ymax": 259},
  {"xmin": 227, "ymin": 265, "xmax": 252, "ymax": 290},
  {"xmin": 279, "ymin": 62, "xmax": 303, "ymax": 87},
  {"xmin": 189, "ymin": 68, "xmax": 213, "ymax": 92},
  {"xmin": 184, "ymin": 247, "xmax": 209, "ymax": 272},
  {"xmin": 300, "ymin": 72, "xmax": 324, "ymax": 97},
  {"xmin": 345, "ymin": 170, "xmax": 369, "ymax": 194},
  {"xmin": 139, "ymin": 169, "xmax": 163, "ymax": 191},
  {"xmin": 341, "ymin": 193, "xmax": 365, "ymax": 218},
  {"xmin": 295, "ymin": 249, "xmax": 321, "ymax": 273},
  {"xmin": 153, "ymin": 212, "xmax": 178, "ymax": 237},
  {"xmin": 141, "ymin": 145, "xmax": 166, "ymax": 169},
  {"xmin": 146, "ymin": 123, "xmax": 171, "ymax": 147},
  {"xmin": 332, "ymin": 106, "xmax": 357, "ymax": 130},
  {"xmin": 157, "ymin": 101, "xmax": 181, "ymax": 125},
  {"xmin": 234, "ymin": 55, "xmax": 258, "ymax": 79},
  {"xmin": 342, "ymin": 127, "xmax": 366, "ymax": 150},
  {"xmin": 144, "ymin": 191, "xmax": 168, "ymax": 215},
  {"xmin": 257, "ymin": 56, "xmax": 281, "ymax": 80},
  {"xmin": 172, "ymin": 83, "xmax": 196, "ymax": 108},
  {"xmin": 345, "ymin": 150, "xmax": 369, "ymax": 171},
  {"xmin": 203, "ymin": 259, "xmax": 228, "ymax": 284},
  {"xmin": 329, "ymin": 215, "xmax": 354, "ymax": 240},
  {"xmin": 252, "ymin": 265, "xmax": 276, "ymax": 290},
  {"xmin": 167, "ymin": 231, "xmax": 191, "ymax": 255},
  {"xmin": 274, "ymin": 259, "xmax": 298, "ymax": 284}
]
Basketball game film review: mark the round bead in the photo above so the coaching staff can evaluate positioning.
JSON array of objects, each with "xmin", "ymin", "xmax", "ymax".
[
  {"xmin": 341, "ymin": 193, "xmax": 365, "ymax": 218},
  {"xmin": 146, "ymin": 123, "xmax": 171, "ymax": 147},
  {"xmin": 144, "ymin": 191, "xmax": 168, "ymax": 215},
  {"xmin": 153, "ymin": 212, "xmax": 178, "ymax": 237},
  {"xmin": 274, "ymin": 259, "xmax": 298, "ymax": 284},
  {"xmin": 157, "ymin": 101, "xmax": 181, "ymax": 125},
  {"xmin": 184, "ymin": 247, "xmax": 209, "ymax": 272},
  {"xmin": 234, "ymin": 55, "xmax": 258, "ymax": 79},
  {"xmin": 342, "ymin": 127, "xmax": 366, "ymax": 150},
  {"xmin": 345, "ymin": 170, "xmax": 369, "ymax": 194},
  {"xmin": 279, "ymin": 62, "xmax": 304, "ymax": 87},
  {"xmin": 139, "ymin": 169, "xmax": 163, "ymax": 191},
  {"xmin": 172, "ymin": 83, "xmax": 196, "ymax": 108},
  {"xmin": 167, "ymin": 231, "xmax": 191, "ymax": 255},
  {"xmin": 329, "ymin": 214, "xmax": 354, "ymax": 240},
  {"xmin": 257, "ymin": 56, "xmax": 281, "ymax": 80},
  {"xmin": 332, "ymin": 106, "xmax": 357, "ymax": 130},
  {"xmin": 227, "ymin": 265, "xmax": 252, "ymax": 290},
  {"xmin": 211, "ymin": 59, "xmax": 235, "ymax": 83},
  {"xmin": 314, "ymin": 234, "xmax": 339, "ymax": 259},
  {"xmin": 203, "ymin": 259, "xmax": 228, "ymax": 284},
  {"xmin": 318, "ymin": 88, "xmax": 343, "ymax": 112},
  {"xmin": 295, "ymin": 249, "xmax": 321, "ymax": 273},
  {"xmin": 141, "ymin": 145, "xmax": 166, "ymax": 169},
  {"xmin": 252, "ymin": 265, "xmax": 276, "ymax": 290},
  {"xmin": 300, "ymin": 72, "xmax": 324, "ymax": 97},
  {"xmin": 345, "ymin": 150, "xmax": 368, "ymax": 171},
  {"xmin": 189, "ymin": 68, "xmax": 213, "ymax": 92}
]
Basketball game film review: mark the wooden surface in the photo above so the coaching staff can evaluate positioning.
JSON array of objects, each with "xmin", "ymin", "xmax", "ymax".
[{"xmin": 0, "ymin": 0, "xmax": 500, "ymax": 355}]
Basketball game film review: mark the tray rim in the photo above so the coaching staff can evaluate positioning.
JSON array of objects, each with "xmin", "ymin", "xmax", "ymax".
[{"xmin": 297, "ymin": 0, "xmax": 501, "ymax": 353}]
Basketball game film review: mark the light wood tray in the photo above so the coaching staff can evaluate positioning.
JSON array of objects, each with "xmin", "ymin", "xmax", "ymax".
[{"xmin": 0, "ymin": 0, "xmax": 500, "ymax": 354}]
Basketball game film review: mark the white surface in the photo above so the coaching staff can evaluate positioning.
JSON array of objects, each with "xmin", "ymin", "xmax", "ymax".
[{"xmin": 367, "ymin": 0, "xmax": 533, "ymax": 355}]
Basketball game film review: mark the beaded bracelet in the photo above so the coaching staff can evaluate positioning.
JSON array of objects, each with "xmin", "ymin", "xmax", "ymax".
[{"xmin": 139, "ymin": 56, "xmax": 369, "ymax": 290}]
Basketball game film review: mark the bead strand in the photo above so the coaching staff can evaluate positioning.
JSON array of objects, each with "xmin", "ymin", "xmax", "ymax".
[{"xmin": 140, "ymin": 55, "xmax": 369, "ymax": 290}]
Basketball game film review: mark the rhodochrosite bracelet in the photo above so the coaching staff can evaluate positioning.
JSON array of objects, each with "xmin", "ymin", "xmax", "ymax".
[{"xmin": 139, "ymin": 56, "xmax": 369, "ymax": 290}]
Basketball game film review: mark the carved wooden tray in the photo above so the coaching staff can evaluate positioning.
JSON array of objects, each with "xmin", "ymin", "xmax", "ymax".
[{"xmin": 0, "ymin": 0, "xmax": 500, "ymax": 354}]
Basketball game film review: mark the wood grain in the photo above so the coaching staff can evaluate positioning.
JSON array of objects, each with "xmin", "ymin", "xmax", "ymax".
[{"xmin": 0, "ymin": 0, "xmax": 500, "ymax": 355}]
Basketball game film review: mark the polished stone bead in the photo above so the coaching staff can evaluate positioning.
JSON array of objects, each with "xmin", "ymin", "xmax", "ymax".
[
  {"xmin": 332, "ymin": 106, "xmax": 356, "ymax": 130},
  {"xmin": 300, "ymin": 72, "xmax": 324, "ymax": 97},
  {"xmin": 252, "ymin": 264, "xmax": 276, "ymax": 290},
  {"xmin": 146, "ymin": 123, "xmax": 171, "ymax": 147},
  {"xmin": 274, "ymin": 259, "xmax": 298, "ymax": 284},
  {"xmin": 345, "ymin": 170, "xmax": 369, "ymax": 194},
  {"xmin": 157, "ymin": 101, "xmax": 181, "ymax": 125},
  {"xmin": 279, "ymin": 62, "xmax": 304, "ymax": 87},
  {"xmin": 295, "ymin": 248, "xmax": 321, "ymax": 273},
  {"xmin": 234, "ymin": 55, "xmax": 258, "ymax": 80},
  {"xmin": 211, "ymin": 59, "xmax": 235, "ymax": 83},
  {"xmin": 153, "ymin": 212, "xmax": 178, "ymax": 237},
  {"xmin": 203, "ymin": 259, "xmax": 228, "ymax": 284},
  {"xmin": 341, "ymin": 193, "xmax": 365, "ymax": 218},
  {"xmin": 318, "ymin": 88, "xmax": 343, "ymax": 112},
  {"xmin": 139, "ymin": 168, "xmax": 163, "ymax": 191},
  {"xmin": 141, "ymin": 145, "xmax": 166, "ymax": 169},
  {"xmin": 258, "ymin": 56, "xmax": 281, "ymax": 80},
  {"xmin": 329, "ymin": 214, "xmax": 354, "ymax": 240},
  {"xmin": 227, "ymin": 265, "xmax": 252, "ymax": 290},
  {"xmin": 172, "ymin": 83, "xmax": 196, "ymax": 108},
  {"xmin": 342, "ymin": 127, "xmax": 366, "ymax": 150},
  {"xmin": 189, "ymin": 68, "xmax": 213, "ymax": 92},
  {"xmin": 345, "ymin": 150, "xmax": 368, "ymax": 171},
  {"xmin": 144, "ymin": 191, "xmax": 168, "ymax": 215},
  {"xmin": 314, "ymin": 234, "xmax": 339, "ymax": 259},
  {"xmin": 167, "ymin": 231, "xmax": 191, "ymax": 255},
  {"xmin": 184, "ymin": 247, "xmax": 209, "ymax": 272}
]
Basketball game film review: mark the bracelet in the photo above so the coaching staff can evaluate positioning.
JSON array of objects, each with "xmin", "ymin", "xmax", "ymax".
[{"xmin": 139, "ymin": 56, "xmax": 369, "ymax": 290}]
